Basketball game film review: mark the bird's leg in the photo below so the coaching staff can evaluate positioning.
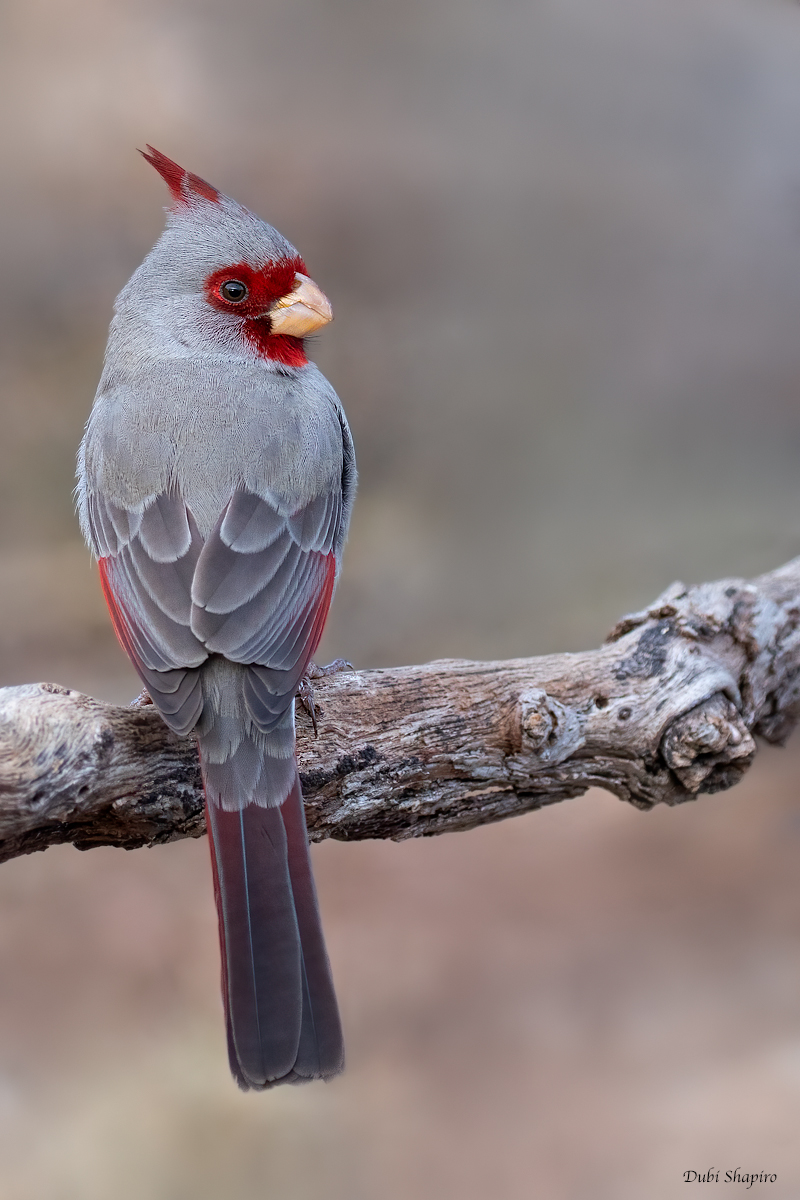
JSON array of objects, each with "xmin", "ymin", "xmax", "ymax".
[
  {"xmin": 297, "ymin": 659, "xmax": 353, "ymax": 737},
  {"xmin": 130, "ymin": 689, "xmax": 154, "ymax": 708}
]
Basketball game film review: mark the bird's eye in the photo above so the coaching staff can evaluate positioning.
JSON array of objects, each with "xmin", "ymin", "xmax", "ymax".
[{"xmin": 220, "ymin": 280, "xmax": 248, "ymax": 303}]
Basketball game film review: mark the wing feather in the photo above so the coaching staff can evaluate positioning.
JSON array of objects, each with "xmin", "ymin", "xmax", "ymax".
[
  {"xmin": 220, "ymin": 492, "xmax": 285, "ymax": 552},
  {"xmin": 286, "ymin": 491, "xmax": 338, "ymax": 551},
  {"xmin": 192, "ymin": 490, "xmax": 339, "ymax": 732},
  {"xmin": 126, "ymin": 537, "xmax": 198, "ymax": 623},
  {"xmin": 230, "ymin": 556, "xmax": 327, "ymax": 664},
  {"xmin": 138, "ymin": 493, "xmax": 194, "ymax": 561},
  {"xmin": 191, "ymin": 533, "xmax": 294, "ymax": 615},
  {"xmin": 90, "ymin": 490, "xmax": 207, "ymax": 733},
  {"xmin": 193, "ymin": 538, "xmax": 308, "ymax": 652}
]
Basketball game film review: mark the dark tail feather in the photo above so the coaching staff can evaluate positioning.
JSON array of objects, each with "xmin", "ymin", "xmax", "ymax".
[
  {"xmin": 281, "ymin": 777, "xmax": 345, "ymax": 1081},
  {"xmin": 204, "ymin": 764, "xmax": 344, "ymax": 1089}
]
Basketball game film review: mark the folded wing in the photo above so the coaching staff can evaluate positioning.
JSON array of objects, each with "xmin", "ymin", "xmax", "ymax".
[
  {"xmin": 191, "ymin": 488, "xmax": 341, "ymax": 733},
  {"xmin": 87, "ymin": 484, "xmax": 341, "ymax": 734}
]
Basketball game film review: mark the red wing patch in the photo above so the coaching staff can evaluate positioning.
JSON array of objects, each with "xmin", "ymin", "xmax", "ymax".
[
  {"xmin": 305, "ymin": 553, "xmax": 336, "ymax": 666},
  {"xmin": 98, "ymin": 557, "xmax": 140, "ymax": 666}
]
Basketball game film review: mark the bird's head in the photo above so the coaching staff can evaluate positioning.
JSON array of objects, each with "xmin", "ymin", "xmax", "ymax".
[{"xmin": 121, "ymin": 147, "xmax": 332, "ymax": 370}]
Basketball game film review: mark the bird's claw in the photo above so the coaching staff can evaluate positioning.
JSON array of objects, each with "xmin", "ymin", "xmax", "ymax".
[
  {"xmin": 306, "ymin": 658, "xmax": 353, "ymax": 681},
  {"xmin": 298, "ymin": 676, "xmax": 319, "ymax": 736},
  {"xmin": 130, "ymin": 688, "xmax": 154, "ymax": 708},
  {"xmin": 297, "ymin": 659, "xmax": 354, "ymax": 737}
]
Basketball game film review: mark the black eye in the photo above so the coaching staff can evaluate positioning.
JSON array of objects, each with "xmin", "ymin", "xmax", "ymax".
[{"xmin": 220, "ymin": 280, "xmax": 248, "ymax": 303}]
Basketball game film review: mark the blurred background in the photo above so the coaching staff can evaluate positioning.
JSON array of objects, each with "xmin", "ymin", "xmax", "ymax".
[{"xmin": 2, "ymin": 0, "xmax": 800, "ymax": 1194}]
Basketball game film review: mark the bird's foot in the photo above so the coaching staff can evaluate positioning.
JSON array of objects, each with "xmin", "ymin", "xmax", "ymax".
[
  {"xmin": 297, "ymin": 659, "xmax": 353, "ymax": 737},
  {"xmin": 130, "ymin": 689, "xmax": 154, "ymax": 708}
]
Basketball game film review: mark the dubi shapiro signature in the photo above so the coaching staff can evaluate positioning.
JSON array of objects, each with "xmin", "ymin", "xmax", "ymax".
[{"xmin": 683, "ymin": 1170, "xmax": 777, "ymax": 1188}]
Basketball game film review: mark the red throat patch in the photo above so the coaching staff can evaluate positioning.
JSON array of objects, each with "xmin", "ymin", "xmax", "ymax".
[
  {"xmin": 140, "ymin": 145, "xmax": 220, "ymax": 206},
  {"xmin": 245, "ymin": 328, "xmax": 308, "ymax": 367}
]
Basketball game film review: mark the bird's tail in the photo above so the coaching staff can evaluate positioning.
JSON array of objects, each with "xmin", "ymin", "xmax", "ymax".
[{"xmin": 200, "ymin": 732, "xmax": 344, "ymax": 1089}]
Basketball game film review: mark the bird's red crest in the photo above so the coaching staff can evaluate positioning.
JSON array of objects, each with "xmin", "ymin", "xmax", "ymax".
[{"xmin": 140, "ymin": 145, "xmax": 220, "ymax": 206}]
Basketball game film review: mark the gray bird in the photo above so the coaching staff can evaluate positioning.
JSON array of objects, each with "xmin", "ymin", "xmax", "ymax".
[{"xmin": 77, "ymin": 147, "xmax": 356, "ymax": 1089}]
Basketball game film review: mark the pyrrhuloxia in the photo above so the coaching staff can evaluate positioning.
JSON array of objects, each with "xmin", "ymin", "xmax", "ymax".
[{"xmin": 77, "ymin": 148, "xmax": 356, "ymax": 1089}]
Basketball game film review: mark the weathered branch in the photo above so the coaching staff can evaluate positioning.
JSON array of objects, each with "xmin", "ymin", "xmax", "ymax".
[{"xmin": 2, "ymin": 557, "xmax": 800, "ymax": 863}]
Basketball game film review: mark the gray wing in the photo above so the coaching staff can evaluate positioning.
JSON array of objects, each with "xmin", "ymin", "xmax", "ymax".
[
  {"xmin": 89, "ymin": 491, "xmax": 207, "ymax": 734},
  {"xmin": 88, "ymin": 485, "xmax": 343, "ymax": 737},
  {"xmin": 191, "ymin": 488, "xmax": 342, "ymax": 733}
]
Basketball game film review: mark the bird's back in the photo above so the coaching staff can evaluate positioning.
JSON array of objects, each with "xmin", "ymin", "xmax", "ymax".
[{"xmin": 80, "ymin": 356, "xmax": 350, "ymax": 544}]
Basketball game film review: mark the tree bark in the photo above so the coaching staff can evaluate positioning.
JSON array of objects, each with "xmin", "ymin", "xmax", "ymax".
[{"xmin": 2, "ymin": 557, "xmax": 800, "ymax": 864}]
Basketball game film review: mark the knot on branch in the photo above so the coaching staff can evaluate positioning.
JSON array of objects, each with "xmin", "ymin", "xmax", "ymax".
[
  {"xmin": 660, "ymin": 693, "xmax": 756, "ymax": 798},
  {"xmin": 515, "ymin": 689, "xmax": 584, "ymax": 766}
]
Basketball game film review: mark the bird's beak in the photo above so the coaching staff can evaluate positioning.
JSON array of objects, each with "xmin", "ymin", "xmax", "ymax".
[{"xmin": 268, "ymin": 273, "xmax": 333, "ymax": 336}]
